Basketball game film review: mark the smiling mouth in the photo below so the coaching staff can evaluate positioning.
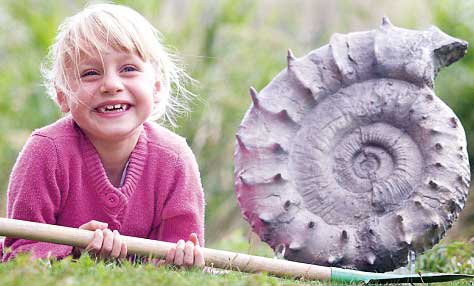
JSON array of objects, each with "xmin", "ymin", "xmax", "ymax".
[{"xmin": 95, "ymin": 104, "xmax": 131, "ymax": 113}]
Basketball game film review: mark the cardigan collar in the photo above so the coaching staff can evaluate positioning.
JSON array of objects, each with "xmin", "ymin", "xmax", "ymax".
[{"xmin": 79, "ymin": 124, "xmax": 148, "ymax": 216}]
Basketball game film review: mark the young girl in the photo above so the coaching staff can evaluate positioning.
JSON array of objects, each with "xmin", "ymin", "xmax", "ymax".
[{"xmin": 2, "ymin": 3, "xmax": 205, "ymax": 267}]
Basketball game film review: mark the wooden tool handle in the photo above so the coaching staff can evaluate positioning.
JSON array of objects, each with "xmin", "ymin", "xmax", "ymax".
[{"xmin": 0, "ymin": 218, "xmax": 331, "ymax": 280}]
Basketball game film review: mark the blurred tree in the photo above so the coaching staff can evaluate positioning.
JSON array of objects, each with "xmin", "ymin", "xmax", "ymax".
[{"xmin": 0, "ymin": 0, "xmax": 64, "ymax": 208}]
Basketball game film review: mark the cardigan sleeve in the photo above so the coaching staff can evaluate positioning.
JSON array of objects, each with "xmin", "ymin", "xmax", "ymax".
[
  {"xmin": 2, "ymin": 134, "xmax": 73, "ymax": 262},
  {"xmin": 151, "ymin": 144, "xmax": 205, "ymax": 246}
]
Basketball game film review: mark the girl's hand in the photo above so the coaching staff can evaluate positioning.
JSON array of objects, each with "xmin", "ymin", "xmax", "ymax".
[
  {"xmin": 76, "ymin": 220, "xmax": 127, "ymax": 260},
  {"xmin": 164, "ymin": 233, "xmax": 205, "ymax": 268}
]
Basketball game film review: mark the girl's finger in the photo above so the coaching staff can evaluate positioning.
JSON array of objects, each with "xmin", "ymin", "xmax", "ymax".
[
  {"xmin": 110, "ymin": 230, "xmax": 122, "ymax": 258},
  {"xmin": 173, "ymin": 239, "xmax": 185, "ymax": 265},
  {"xmin": 86, "ymin": 229, "xmax": 104, "ymax": 253},
  {"xmin": 165, "ymin": 247, "xmax": 175, "ymax": 265},
  {"xmin": 99, "ymin": 229, "xmax": 113, "ymax": 258},
  {"xmin": 80, "ymin": 220, "xmax": 108, "ymax": 231},
  {"xmin": 189, "ymin": 233, "xmax": 199, "ymax": 246},
  {"xmin": 194, "ymin": 244, "xmax": 205, "ymax": 267},
  {"xmin": 119, "ymin": 242, "xmax": 127, "ymax": 260},
  {"xmin": 183, "ymin": 241, "xmax": 194, "ymax": 266}
]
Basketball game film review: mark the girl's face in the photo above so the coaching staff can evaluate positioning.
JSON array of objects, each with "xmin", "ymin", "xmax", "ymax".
[{"xmin": 59, "ymin": 48, "xmax": 160, "ymax": 143}]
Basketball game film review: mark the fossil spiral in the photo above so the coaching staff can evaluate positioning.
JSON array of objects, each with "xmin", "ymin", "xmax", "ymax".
[{"xmin": 234, "ymin": 18, "xmax": 470, "ymax": 272}]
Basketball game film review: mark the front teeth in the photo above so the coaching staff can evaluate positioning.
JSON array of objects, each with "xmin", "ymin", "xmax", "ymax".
[{"xmin": 98, "ymin": 104, "xmax": 129, "ymax": 113}]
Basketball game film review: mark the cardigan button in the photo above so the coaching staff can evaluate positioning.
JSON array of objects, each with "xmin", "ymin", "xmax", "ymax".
[{"xmin": 105, "ymin": 193, "xmax": 120, "ymax": 208}]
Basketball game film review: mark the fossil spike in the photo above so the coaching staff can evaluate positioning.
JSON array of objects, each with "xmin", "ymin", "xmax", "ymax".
[
  {"xmin": 381, "ymin": 16, "xmax": 393, "ymax": 28},
  {"xmin": 239, "ymin": 175, "xmax": 249, "ymax": 186},
  {"xmin": 403, "ymin": 233, "xmax": 413, "ymax": 245},
  {"xmin": 457, "ymin": 175, "xmax": 469, "ymax": 187},
  {"xmin": 235, "ymin": 135, "xmax": 248, "ymax": 152},
  {"xmin": 271, "ymin": 142, "xmax": 286, "ymax": 154},
  {"xmin": 396, "ymin": 214, "xmax": 404, "ymax": 225},
  {"xmin": 258, "ymin": 213, "xmax": 272, "ymax": 224},
  {"xmin": 289, "ymin": 241, "xmax": 302, "ymax": 251},
  {"xmin": 287, "ymin": 48, "xmax": 296, "ymax": 66},
  {"xmin": 448, "ymin": 199, "xmax": 461, "ymax": 212},
  {"xmin": 367, "ymin": 253, "xmax": 376, "ymax": 265},
  {"xmin": 276, "ymin": 109, "xmax": 296, "ymax": 124},
  {"xmin": 450, "ymin": 117, "xmax": 458, "ymax": 128},
  {"xmin": 328, "ymin": 255, "xmax": 342, "ymax": 265},
  {"xmin": 341, "ymin": 230, "xmax": 348, "ymax": 241},
  {"xmin": 431, "ymin": 128, "xmax": 441, "ymax": 135},
  {"xmin": 430, "ymin": 25, "xmax": 468, "ymax": 69},
  {"xmin": 273, "ymin": 173, "xmax": 284, "ymax": 182},
  {"xmin": 242, "ymin": 211, "xmax": 250, "ymax": 220},
  {"xmin": 429, "ymin": 180, "xmax": 438, "ymax": 189},
  {"xmin": 249, "ymin": 87, "xmax": 259, "ymax": 106}
]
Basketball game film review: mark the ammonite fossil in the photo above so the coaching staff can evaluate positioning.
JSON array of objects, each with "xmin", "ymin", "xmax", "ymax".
[{"xmin": 234, "ymin": 18, "xmax": 470, "ymax": 272}]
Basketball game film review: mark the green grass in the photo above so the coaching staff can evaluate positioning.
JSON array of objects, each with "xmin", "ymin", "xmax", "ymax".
[
  {"xmin": 0, "ymin": 237, "xmax": 472, "ymax": 286},
  {"xmin": 417, "ymin": 241, "xmax": 474, "ymax": 274},
  {"xmin": 0, "ymin": 254, "xmax": 326, "ymax": 286}
]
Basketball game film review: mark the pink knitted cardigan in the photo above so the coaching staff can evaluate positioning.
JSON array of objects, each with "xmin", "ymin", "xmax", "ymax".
[{"xmin": 2, "ymin": 116, "xmax": 204, "ymax": 261}]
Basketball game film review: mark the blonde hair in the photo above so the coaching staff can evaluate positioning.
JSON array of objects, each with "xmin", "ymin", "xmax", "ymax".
[{"xmin": 41, "ymin": 3, "xmax": 194, "ymax": 125}]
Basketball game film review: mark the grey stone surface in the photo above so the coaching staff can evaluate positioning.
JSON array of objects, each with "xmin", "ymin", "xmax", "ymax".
[{"xmin": 234, "ymin": 18, "xmax": 470, "ymax": 272}]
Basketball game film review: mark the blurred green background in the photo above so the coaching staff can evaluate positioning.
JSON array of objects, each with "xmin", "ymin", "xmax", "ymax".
[{"xmin": 0, "ymin": 0, "xmax": 473, "ymax": 251}]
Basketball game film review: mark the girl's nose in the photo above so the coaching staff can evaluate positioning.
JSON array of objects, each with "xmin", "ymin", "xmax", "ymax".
[{"xmin": 100, "ymin": 73, "xmax": 124, "ymax": 95}]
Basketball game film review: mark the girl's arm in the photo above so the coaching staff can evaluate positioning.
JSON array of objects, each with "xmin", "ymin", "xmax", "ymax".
[
  {"xmin": 3, "ymin": 134, "xmax": 72, "ymax": 261},
  {"xmin": 151, "ymin": 144, "xmax": 205, "ymax": 246}
]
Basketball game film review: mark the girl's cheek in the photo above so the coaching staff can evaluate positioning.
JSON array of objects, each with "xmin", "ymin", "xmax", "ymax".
[{"xmin": 77, "ymin": 85, "xmax": 99, "ymax": 98}]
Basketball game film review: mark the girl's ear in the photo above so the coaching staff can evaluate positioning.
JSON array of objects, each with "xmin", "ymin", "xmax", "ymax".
[
  {"xmin": 56, "ymin": 88, "xmax": 71, "ymax": 113},
  {"xmin": 153, "ymin": 81, "xmax": 161, "ymax": 103}
]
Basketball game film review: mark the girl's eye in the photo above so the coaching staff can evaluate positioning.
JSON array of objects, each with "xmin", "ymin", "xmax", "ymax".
[
  {"xmin": 81, "ymin": 70, "xmax": 99, "ymax": 77},
  {"xmin": 122, "ymin": 65, "xmax": 138, "ymax": 72}
]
